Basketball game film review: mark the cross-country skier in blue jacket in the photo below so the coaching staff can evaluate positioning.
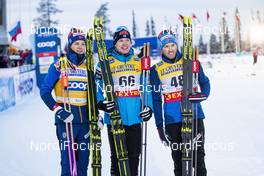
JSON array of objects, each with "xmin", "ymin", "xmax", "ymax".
[
  {"xmin": 95, "ymin": 26, "xmax": 153, "ymax": 176},
  {"xmin": 40, "ymin": 28, "xmax": 90, "ymax": 176},
  {"xmin": 150, "ymin": 30, "xmax": 210, "ymax": 176}
]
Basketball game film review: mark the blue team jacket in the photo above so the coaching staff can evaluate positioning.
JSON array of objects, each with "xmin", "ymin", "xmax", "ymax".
[
  {"xmin": 150, "ymin": 52, "xmax": 210, "ymax": 128},
  {"xmin": 96, "ymin": 47, "xmax": 153, "ymax": 126},
  {"xmin": 40, "ymin": 51, "xmax": 89, "ymax": 125}
]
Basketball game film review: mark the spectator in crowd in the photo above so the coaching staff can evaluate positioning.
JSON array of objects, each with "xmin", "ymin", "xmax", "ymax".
[{"xmin": 0, "ymin": 47, "xmax": 9, "ymax": 68}]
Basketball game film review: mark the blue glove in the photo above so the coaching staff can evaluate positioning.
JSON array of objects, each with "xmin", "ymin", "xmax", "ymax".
[
  {"xmin": 54, "ymin": 105, "xmax": 74, "ymax": 123},
  {"xmin": 139, "ymin": 106, "xmax": 152, "ymax": 122},
  {"xmin": 157, "ymin": 126, "xmax": 169, "ymax": 147},
  {"xmin": 188, "ymin": 93, "xmax": 207, "ymax": 103}
]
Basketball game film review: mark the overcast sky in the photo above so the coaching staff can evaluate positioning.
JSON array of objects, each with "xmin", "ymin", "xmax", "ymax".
[{"xmin": 6, "ymin": 0, "xmax": 264, "ymax": 48}]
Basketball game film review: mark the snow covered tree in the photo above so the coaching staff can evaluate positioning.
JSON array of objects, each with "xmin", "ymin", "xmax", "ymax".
[
  {"xmin": 220, "ymin": 16, "xmax": 234, "ymax": 53},
  {"xmin": 34, "ymin": 0, "xmax": 62, "ymax": 27},
  {"xmin": 95, "ymin": 2, "xmax": 113, "ymax": 37},
  {"xmin": 145, "ymin": 20, "xmax": 150, "ymax": 36},
  {"xmin": 256, "ymin": 10, "xmax": 262, "ymax": 23},
  {"xmin": 198, "ymin": 35, "xmax": 207, "ymax": 54},
  {"xmin": 210, "ymin": 33, "xmax": 220, "ymax": 54},
  {"xmin": 234, "ymin": 8, "xmax": 242, "ymax": 53},
  {"xmin": 132, "ymin": 10, "xmax": 138, "ymax": 38},
  {"xmin": 150, "ymin": 16, "xmax": 156, "ymax": 36}
]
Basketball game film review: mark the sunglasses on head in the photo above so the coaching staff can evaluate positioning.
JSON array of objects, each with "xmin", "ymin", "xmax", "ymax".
[
  {"xmin": 69, "ymin": 28, "xmax": 85, "ymax": 36},
  {"xmin": 158, "ymin": 29, "xmax": 175, "ymax": 38},
  {"xmin": 115, "ymin": 26, "xmax": 129, "ymax": 33}
]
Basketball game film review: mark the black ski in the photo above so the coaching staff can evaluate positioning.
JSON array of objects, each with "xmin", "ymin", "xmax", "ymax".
[
  {"xmin": 86, "ymin": 28, "xmax": 102, "ymax": 176},
  {"xmin": 93, "ymin": 16, "xmax": 131, "ymax": 176},
  {"xmin": 181, "ymin": 16, "xmax": 194, "ymax": 176}
]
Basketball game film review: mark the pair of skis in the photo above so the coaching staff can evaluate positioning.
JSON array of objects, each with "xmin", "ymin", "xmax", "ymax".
[
  {"xmin": 181, "ymin": 16, "xmax": 200, "ymax": 176},
  {"xmin": 93, "ymin": 16, "xmax": 131, "ymax": 176},
  {"xmin": 86, "ymin": 29, "xmax": 102, "ymax": 176}
]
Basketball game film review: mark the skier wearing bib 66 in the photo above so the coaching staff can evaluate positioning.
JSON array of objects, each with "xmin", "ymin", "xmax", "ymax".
[{"xmin": 95, "ymin": 26, "xmax": 153, "ymax": 176}]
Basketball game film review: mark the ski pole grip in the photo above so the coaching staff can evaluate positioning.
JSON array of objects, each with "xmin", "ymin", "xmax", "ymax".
[
  {"xmin": 141, "ymin": 56, "xmax": 151, "ymax": 70},
  {"xmin": 192, "ymin": 60, "xmax": 199, "ymax": 73},
  {"xmin": 61, "ymin": 73, "xmax": 69, "ymax": 90}
]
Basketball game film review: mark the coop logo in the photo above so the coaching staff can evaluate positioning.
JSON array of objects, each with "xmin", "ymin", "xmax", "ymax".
[
  {"xmin": 19, "ymin": 78, "xmax": 33, "ymax": 96},
  {"xmin": 37, "ymin": 41, "xmax": 56, "ymax": 48},
  {"xmin": 68, "ymin": 82, "xmax": 87, "ymax": 91}
]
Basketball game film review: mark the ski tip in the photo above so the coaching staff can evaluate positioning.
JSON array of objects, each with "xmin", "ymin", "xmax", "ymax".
[
  {"xmin": 99, "ymin": 16, "xmax": 103, "ymax": 27},
  {"xmin": 94, "ymin": 16, "xmax": 98, "ymax": 25},
  {"xmin": 183, "ymin": 16, "xmax": 187, "ymax": 25},
  {"xmin": 188, "ymin": 16, "xmax": 192, "ymax": 25},
  {"xmin": 88, "ymin": 28, "xmax": 93, "ymax": 37}
]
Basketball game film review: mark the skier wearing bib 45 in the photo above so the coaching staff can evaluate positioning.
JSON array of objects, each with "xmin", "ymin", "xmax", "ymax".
[
  {"xmin": 40, "ymin": 28, "xmax": 92, "ymax": 176},
  {"xmin": 95, "ymin": 26, "xmax": 153, "ymax": 176},
  {"xmin": 150, "ymin": 30, "xmax": 210, "ymax": 176}
]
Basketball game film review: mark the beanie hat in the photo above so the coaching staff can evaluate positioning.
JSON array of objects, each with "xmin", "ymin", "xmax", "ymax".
[
  {"xmin": 113, "ymin": 26, "xmax": 131, "ymax": 46},
  {"xmin": 68, "ymin": 28, "xmax": 86, "ymax": 47},
  {"xmin": 158, "ymin": 30, "xmax": 177, "ymax": 49}
]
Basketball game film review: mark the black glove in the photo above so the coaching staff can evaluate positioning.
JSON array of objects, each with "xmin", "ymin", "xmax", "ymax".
[
  {"xmin": 97, "ymin": 100, "xmax": 116, "ymax": 113},
  {"xmin": 157, "ymin": 126, "xmax": 169, "ymax": 147},
  {"xmin": 188, "ymin": 93, "xmax": 207, "ymax": 104},
  {"xmin": 139, "ymin": 106, "xmax": 152, "ymax": 122}
]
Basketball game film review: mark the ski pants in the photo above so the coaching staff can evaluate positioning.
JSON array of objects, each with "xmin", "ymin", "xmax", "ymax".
[
  {"xmin": 56, "ymin": 123, "xmax": 90, "ymax": 176},
  {"xmin": 165, "ymin": 119, "xmax": 207, "ymax": 176},
  {"xmin": 107, "ymin": 123, "xmax": 142, "ymax": 176}
]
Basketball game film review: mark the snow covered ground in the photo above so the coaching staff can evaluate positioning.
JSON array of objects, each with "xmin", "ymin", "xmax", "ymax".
[{"xmin": 0, "ymin": 54, "xmax": 263, "ymax": 176}]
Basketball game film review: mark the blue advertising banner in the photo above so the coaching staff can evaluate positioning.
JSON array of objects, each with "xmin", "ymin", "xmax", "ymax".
[
  {"xmin": 35, "ymin": 28, "xmax": 58, "ymax": 58},
  {"xmin": 133, "ymin": 36, "xmax": 159, "ymax": 56},
  {"xmin": 0, "ymin": 77, "xmax": 16, "ymax": 112},
  {"xmin": 34, "ymin": 27, "xmax": 59, "ymax": 88}
]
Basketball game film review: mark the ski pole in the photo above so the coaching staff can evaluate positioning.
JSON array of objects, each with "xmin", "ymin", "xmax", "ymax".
[
  {"xmin": 61, "ymin": 56, "xmax": 78, "ymax": 176},
  {"xmin": 140, "ymin": 42, "xmax": 151, "ymax": 176},
  {"xmin": 192, "ymin": 48, "xmax": 200, "ymax": 176}
]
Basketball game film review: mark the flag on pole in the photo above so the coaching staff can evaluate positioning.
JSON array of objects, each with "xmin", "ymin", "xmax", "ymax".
[
  {"xmin": 206, "ymin": 10, "xmax": 210, "ymax": 22},
  {"xmin": 192, "ymin": 13, "xmax": 200, "ymax": 23},
  {"xmin": 9, "ymin": 21, "xmax": 22, "ymax": 42},
  {"xmin": 235, "ymin": 9, "xmax": 240, "ymax": 23},
  {"xmin": 178, "ymin": 14, "xmax": 184, "ymax": 22}
]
